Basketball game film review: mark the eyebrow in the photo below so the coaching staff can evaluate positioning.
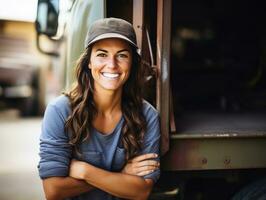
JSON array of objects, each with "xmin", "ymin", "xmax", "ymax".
[
  {"xmin": 96, "ymin": 49, "xmax": 130, "ymax": 53},
  {"xmin": 96, "ymin": 49, "xmax": 108, "ymax": 53},
  {"xmin": 117, "ymin": 49, "xmax": 130, "ymax": 53}
]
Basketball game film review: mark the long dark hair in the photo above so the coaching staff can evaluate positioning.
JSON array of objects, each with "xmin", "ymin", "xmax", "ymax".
[{"xmin": 64, "ymin": 44, "xmax": 147, "ymax": 159}]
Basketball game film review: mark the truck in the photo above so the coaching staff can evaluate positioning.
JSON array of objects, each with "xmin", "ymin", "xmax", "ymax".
[
  {"xmin": 36, "ymin": 0, "xmax": 266, "ymax": 199},
  {"xmin": 0, "ymin": 0, "xmax": 54, "ymax": 116}
]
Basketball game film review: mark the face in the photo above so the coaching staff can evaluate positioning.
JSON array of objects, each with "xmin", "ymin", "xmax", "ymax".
[{"xmin": 89, "ymin": 38, "xmax": 132, "ymax": 93}]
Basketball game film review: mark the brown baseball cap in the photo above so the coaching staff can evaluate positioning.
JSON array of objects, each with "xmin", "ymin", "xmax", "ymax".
[{"xmin": 84, "ymin": 18, "xmax": 139, "ymax": 51}]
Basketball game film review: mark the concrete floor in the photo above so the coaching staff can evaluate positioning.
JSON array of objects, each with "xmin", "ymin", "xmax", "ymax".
[{"xmin": 0, "ymin": 111, "xmax": 45, "ymax": 200}]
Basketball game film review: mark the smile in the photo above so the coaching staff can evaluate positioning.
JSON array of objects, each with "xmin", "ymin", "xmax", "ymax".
[{"xmin": 101, "ymin": 72, "xmax": 120, "ymax": 79}]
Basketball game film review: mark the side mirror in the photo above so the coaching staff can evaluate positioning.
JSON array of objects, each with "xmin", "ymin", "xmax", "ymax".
[
  {"xmin": 35, "ymin": 0, "xmax": 59, "ymax": 37},
  {"xmin": 35, "ymin": 0, "xmax": 74, "ymax": 56},
  {"xmin": 35, "ymin": 0, "xmax": 60, "ymax": 56}
]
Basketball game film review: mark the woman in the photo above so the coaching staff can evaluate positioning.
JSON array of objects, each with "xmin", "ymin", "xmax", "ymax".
[{"xmin": 38, "ymin": 17, "xmax": 161, "ymax": 200}]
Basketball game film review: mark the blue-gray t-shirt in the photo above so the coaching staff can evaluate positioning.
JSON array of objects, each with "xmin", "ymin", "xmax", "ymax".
[{"xmin": 38, "ymin": 95, "xmax": 160, "ymax": 200}]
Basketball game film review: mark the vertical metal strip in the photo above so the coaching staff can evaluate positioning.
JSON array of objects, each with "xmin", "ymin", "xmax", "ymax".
[
  {"xmin": 133, "ymin": 0, "xmax": 144, "ymax": 50},
  {"xmin": 157, "ymin": 0, "xmax": 172, "ymax": 155}
]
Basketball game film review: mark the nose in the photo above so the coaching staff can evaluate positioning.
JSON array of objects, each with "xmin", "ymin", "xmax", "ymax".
[{"xmin": 106, "ymin": 56, "xmax": 117, "ymax": 69}]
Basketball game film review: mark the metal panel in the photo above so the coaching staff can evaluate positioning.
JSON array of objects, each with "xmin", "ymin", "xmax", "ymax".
[
  {"xmin": 133, "ymin": 0, "xmax": 144, "ymax": 49},
  {"xmin": 157, "ymin": 0, "xmax": 172, "ymax": 155},
  {"xmin": 162, "ymin": 137, "xmax": 266, "ymax": 170}
]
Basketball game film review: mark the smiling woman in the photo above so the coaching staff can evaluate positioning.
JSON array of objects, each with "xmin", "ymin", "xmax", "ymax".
[{"xmin": 38, "ymin": 18, "xmax": 161, "ymax": 200}]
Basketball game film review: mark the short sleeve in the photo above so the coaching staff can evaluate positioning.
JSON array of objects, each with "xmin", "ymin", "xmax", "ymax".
[
  {"xmin": 38, "ymin": 102, "xmax": 72, "ymax": 179},
  {"xmin": 141, "ymin": 102, "xmax": 161, "ymax": 183}
]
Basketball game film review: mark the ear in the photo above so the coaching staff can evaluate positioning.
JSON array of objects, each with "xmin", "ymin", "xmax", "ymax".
[{"xmin": 88, "ymin": 62, "xmax": 91, "ymax": 69}]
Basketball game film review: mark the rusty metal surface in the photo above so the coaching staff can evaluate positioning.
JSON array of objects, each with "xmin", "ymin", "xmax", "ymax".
[
  {"xmin": 157, "ymin": 0, "xmax": 172, "ymax": 155},
  {"xmin": 133, "ymin": 0, "xmax": 144, "ymax": 49},
  {"xmin": 171, "ymin": 131, "xmax": 266, "ymax": 139},
  {"xmin": 161, "ymin": 137, "xmax": 266, "ymax": 171},
  {"xmin": 173, "ymin": 112, "xmax": 266, "ymax": 138},
  {"xmin": 163, "ymin": 111, "xmax": 266, "ymax": 170},
  {"xmin": 133, "ymin": 0, "xmax": 172, "ymax": 155}
]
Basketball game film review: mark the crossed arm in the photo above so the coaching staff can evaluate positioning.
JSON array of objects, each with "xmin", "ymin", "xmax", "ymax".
[
  {"xmin": 41, "ymin": 103, "xmax": 160, "ymax": 200},
  {"xmin": 43, "ymin": 153, "xmax": 159, "ymax": 200}
]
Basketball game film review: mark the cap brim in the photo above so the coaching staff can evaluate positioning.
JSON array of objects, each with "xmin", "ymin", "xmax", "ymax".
[{"xmin": 88, "ymin": 33, "xmax": 139, "ymax": 50}]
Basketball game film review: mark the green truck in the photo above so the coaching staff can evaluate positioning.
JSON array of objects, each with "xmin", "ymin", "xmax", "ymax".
[{"xmin": 36, "ymin": 0, "xmax": 266, "ymax": 199}]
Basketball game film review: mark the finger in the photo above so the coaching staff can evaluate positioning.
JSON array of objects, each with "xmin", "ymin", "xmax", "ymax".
[
  {"xmin": 132, "ymin": 153, "xmax": 158, "ymax": 162},
  {"xmin": 136, "ymin": 165, "xmax": 159, "ymax": 173},
  {"xmin": 136, "ymin": 169, "xmax": 155, "ymax": 176},
  {"xmin": 135, "ymin": 160, "xmax": 160, "ymax": 168},
  {"xmin": 132, "ymin": 163, "xmax": 159, "ymax": 174}
]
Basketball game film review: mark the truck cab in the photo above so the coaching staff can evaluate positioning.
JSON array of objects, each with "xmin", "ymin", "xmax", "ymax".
[{"xmin": 36, "ymin": 0, "xmax": 266, "ymax": 199}]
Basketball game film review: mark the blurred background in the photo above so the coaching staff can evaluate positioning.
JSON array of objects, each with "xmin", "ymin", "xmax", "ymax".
[
  {"xmin": 0, "ymin": 0, "xmax": 59, "ymax": 199},
  {"xmin": 0, "ymin": 0, "xmax": 106, "ymax": 199}
]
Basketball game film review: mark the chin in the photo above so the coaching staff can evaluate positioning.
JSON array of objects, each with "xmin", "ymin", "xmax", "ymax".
[{"xmin": 102, "ymin": 85, "xmax": 121, "ymax": 91}]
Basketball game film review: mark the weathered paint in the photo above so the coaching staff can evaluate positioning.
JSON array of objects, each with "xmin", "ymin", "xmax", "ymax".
[
  {"xmin": 156, "ymin": 0, "xmax": 172, "ymax": 155},
  {"xmin": 162, "ymin": 137, "xmax": 266, "ymax": 170},
  {"xmin": 133, "ymin": 0, "xmax": 144, "ymax": 49}
]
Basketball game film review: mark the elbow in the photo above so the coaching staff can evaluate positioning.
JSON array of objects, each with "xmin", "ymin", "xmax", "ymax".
[
  {"xmin": 45, "ymin": 193, "xmax": 60, "ymax": 200},
  {"xmin": 43, "ymin": 179, "xmax": 62, "ymax": 200},
  {"xmin": 134, "ymin": 192, "xmax": 150, "ymax": 200},
  {"xmin": 44, "ymin": 186, "xmax": 62, "ymax": 200},
  {"xmin": 138, "ymin": 188, "xmax": 152, "ymax": 200},
  {"xmin": 135, "ymin": 180, "xmax": 153, "ymax": 200}
]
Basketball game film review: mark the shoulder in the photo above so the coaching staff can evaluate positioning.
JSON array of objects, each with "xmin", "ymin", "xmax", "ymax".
[
  {"xmin": 142, "ymin": 100, "xmax": 159, "ymax": 119},
  {"xmin": 45, "ymin": 95, "xmax": 71, "ymax": 120},
  {"xmin": 49, "ymin": 94, "xmax": 70, "ymax": 108}
]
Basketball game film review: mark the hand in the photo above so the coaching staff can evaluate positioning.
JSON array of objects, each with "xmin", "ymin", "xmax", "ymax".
[
  {"xmin": 122, "ymin": 153, "xmax": 160, "ymax": 176},
  {"xmin": 69, "ymin": 159, "xmax": 89, "ymax": 180}
]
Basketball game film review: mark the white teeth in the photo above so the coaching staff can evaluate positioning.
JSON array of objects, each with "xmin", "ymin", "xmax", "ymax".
[{"xmin": 102, "ymin": 73, "xmax": 119, "ymax": 78}]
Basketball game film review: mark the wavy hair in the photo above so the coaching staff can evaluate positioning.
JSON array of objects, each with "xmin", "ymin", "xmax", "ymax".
[{"xmin": 64, "ymin": 45, "xmax": 147, "ymax": 159}]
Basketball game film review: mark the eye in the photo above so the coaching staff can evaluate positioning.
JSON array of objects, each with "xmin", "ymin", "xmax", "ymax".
[
  {"xmin": 117, "ymin": 54, "xmax": 128, "ymax": 59},
  {"xmin": 97, "ymin": 53, "xmax": 107, "ymax": 57}
]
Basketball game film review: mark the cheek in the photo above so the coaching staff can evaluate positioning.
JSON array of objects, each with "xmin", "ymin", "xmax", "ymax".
[
  {"xmin": 93, "ymin": 59, "xmax": 103, "ymax": 66},
  {"xmin": 125, "ymin": 60, "xmax": 133, "ymax": 79},
  {"xmin": 125, "ymin": 62, "xmax": 132, "ymax": 75},
  {"xmin": 122, "ymin": 58, "xmax": 132, "ymax": 71},
  {"xmin": 91, "ymin": 56, "xmax": 107, "ymax": 66},
  {"xmin": 89, "ymin": 61, "xmax": 102, "ymax": 72},
  {"xmin": 123, "ymin": 67, "xmax": 132, "ymax": 82}
]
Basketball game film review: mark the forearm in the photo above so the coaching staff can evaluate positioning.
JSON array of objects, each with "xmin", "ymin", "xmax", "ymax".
[
  {"xmin": 43, "ymin": 176, "xmax": 94, "ymax": 200},
  {"xmin": 82, "ymin": 164, "xmax": 153, "ymax": 200}
]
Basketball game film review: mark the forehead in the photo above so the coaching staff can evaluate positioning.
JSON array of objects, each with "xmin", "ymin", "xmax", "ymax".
[{"xmin": 91, "ymin": 38, "xmax": 132, "ymax": 52}]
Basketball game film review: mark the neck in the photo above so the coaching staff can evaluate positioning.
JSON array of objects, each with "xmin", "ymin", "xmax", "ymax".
[{"xmin": 93, "ymin": 89, "xmax": 122, "ymax": 116}]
